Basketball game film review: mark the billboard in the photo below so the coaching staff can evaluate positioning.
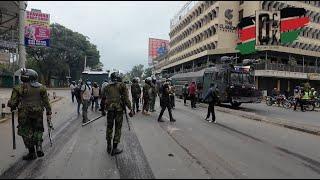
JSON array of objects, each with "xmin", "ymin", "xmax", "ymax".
[
  {"xmin": 148, "ymin": 38, "xmax": 169, "ymax": 65},
  {"xmin": 25, "ymin": 10, "xmax": 50, "ymax": 47}
]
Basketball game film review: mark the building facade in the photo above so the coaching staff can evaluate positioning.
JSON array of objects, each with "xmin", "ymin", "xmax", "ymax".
[{"xmin": 154, "ymin": 1, "xmax": 320, "ymax": 95}]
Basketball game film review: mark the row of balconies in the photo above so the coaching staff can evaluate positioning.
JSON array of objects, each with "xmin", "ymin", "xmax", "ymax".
[
  {"xmin": 301, "ymin": 1, "xmax": 320, "ymax": 8},
  {"xmin": 254, "ymin": 62, "xmax": 320, "ymax": 74},
  {"xmin": 262, "ymin": 1, "xmax": 320, "ymax": 24},
  {"xmin": 284, "ymin": 40, "xmax": 320, "ymax": 52},
  {"xmin": 170, "ymin": 8, "xmax": 217, "ymax": 47},
  {"xmin": 169, "ymin": 39, "xmax": 217, "ymax": 65},
  {"xmin": 169, "ymin": 1, "xmax": 217, "ymax": 39},
  {"xmin": 169, "ymin": 25, "xmax": 217, "ymax": 58}
]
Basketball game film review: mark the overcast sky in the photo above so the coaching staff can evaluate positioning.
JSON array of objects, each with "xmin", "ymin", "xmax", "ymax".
[{"xmin": 27, "ymin": 1, "xmax": 186, "ymax": 72}]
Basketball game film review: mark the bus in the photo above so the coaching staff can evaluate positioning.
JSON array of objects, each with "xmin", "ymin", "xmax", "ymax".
[{"xmin": 81, "ymin": 70, "xmax": 109, "ymax": 87}]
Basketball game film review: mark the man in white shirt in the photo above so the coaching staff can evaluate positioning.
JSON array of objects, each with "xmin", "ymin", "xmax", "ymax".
[
  {"xmin": 81, "ymin": 80, "xmax": 92, "ymax": 123},
  {"xmin": 70, "ymin": 81, "xmax": 76, "ymax": 103},
  {"xmin": 91, "ymin": 82, "xmax": 100, "ymax": 111}
]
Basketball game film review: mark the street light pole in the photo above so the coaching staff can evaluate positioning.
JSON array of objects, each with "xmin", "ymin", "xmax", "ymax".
[{"xmin": 18, "ymin": 1, "xmax": 27, "ymax": 69}]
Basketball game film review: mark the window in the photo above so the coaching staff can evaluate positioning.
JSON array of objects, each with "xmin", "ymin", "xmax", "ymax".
[{"xmin": 239, "ymin": 9, "xmax": 244, "ymax": 21}]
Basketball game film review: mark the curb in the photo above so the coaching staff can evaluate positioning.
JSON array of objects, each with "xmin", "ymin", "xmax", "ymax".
[
  {"xmin": 196, "ymin": 102, "xmax": 320, "ymax": 136},
  {"xmin": 0, "ymin": 96, "xmax": 63, "ymax": 124}
]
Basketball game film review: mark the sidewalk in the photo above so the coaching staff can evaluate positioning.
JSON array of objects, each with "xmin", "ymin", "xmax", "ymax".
[{"xmin": 176, "ymin": 99, "xmax": 320, "ymax": 136}]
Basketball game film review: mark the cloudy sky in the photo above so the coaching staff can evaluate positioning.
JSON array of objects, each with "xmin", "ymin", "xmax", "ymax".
[{"xmin": 27, "ymin": 1, "xmax": 186, "ymax": 72}]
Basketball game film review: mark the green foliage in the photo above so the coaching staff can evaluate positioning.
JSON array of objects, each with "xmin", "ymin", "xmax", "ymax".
[
  {"xmin": 26, "ymin": 23, "xmax": 101, "ymax": 86},
  {"xmin": 127, "ymin": 64, "xmax": 154, "ymax": 81},
  {"xmin": 129, "ymin": 64, "xmax": 144, "ymax": 80},
  {"xmin": 143, "ymin": 67, "xmax": 153, "ymax": 79}
]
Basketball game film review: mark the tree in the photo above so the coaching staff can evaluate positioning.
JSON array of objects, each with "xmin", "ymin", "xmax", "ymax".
[
  {"xmin": 26, "ymin": 23, "xmax": 101, "ymax": 86},
  {"xmin": 143, "ymin": 67, "xmax": 153, "ymax": 79},
  {"xmin": 130, "ymin": 64, "xmax": 144, "ymax": 80}
]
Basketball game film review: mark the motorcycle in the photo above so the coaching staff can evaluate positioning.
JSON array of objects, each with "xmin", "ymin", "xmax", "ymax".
[
  {"xmin": 303, "ymin": 99, "xmax": 315, "ymax": 111},
  {"xmin": 266, "ymin": 95, "xmax": 287, "ymax": 107},
  {"xmin": 315, "ymin": 97, "xmax": 320, "ymax": 108}
]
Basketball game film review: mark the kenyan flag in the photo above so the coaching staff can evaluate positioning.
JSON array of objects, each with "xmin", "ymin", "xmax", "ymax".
[
  {"xmin": 236, "ymin": 7, "xmax": 309, "ymax": 55},
  {"xmin": 236, "ymin": 16, "xmax": 256, "ymax": 55}
]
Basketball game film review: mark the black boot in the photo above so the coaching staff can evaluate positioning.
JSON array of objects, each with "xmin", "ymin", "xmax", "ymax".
[
  {"xmin": 107, "ymin": 140, "xmax": 112, "ymax": 154},
  {"xmin": 36, "ymin": 143, "xmax": 44, "ymax": 157},
  {"xmin": 158, "ymin": 118, "xmax": 165, "ymax": 122},
  {"xmin": 23, "ymin": 147, "xmax": 37, "ymax": 161},
  {"xmin": 111, "ymin": 143, "xmax": 123, "ymax": 156}
]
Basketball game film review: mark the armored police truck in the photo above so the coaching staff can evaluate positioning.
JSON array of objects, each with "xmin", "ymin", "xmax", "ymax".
[{"xmin": 171, "ymin": 57, "xmax": 262, "ymax": 107}]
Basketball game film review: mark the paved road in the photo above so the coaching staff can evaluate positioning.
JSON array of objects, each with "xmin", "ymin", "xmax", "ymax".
[
  {"xmin": 240, "ymin": 102, "xmax": 320, "ymax": 127},
  {"xmin": 1, "ymin": 89, "xmax": 320, "ymax": 178}
]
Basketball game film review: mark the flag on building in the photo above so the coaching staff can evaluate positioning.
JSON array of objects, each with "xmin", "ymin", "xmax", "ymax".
[{"xmin": 236, "ymin": 7, "xmax": 309, "ymax": 55}]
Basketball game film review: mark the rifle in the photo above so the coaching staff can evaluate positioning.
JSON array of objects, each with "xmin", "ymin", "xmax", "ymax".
[{"xmin": 11, "ymin": 110, "xmax": 16, "ymax": 150}]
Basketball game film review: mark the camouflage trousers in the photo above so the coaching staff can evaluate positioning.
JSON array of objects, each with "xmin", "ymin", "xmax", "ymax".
[
  {"xmin": 143, "ymin": 97, "xmax": 149, "ymax": 112},
  {"xmin": 17, "ymin": 111, "xmax": 44, "ymax": 149},
  {"xmin": 82, "ymin": 100, "xmax": 90, "ymax": 122},
  {"xmin": 149, "ymin": 96, "xmax": 156, "ymax": 111},
  {"xmin": 106, "ymin": 110, "xmax": 123, "ymax": 144},
  {"xmin": 132, "ymin": 97, "xmax": 140, "ymax": 112}
]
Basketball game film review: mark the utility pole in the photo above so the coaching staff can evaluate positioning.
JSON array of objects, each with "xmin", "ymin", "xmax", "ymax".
[
  {"xmin": 18, "ymin": 1, "xmax": 27, "ymax": 69},
  {"xmin": 84, "ymin": 55, "xmax": 87, "ymax": 71}
]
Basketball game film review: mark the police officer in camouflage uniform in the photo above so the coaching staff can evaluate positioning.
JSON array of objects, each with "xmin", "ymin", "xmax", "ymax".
[
  {"xmin": 101, "ymin": 72, "xmax": 133, "ymax": 156},
  {"xmin": 8, "ymin": 68, "xmax": 52, "ymax": 161},
  {"xmin": 142, "ymin": 77, "xmax": 151, "ymax": 115},
  {"xmin": 131, "ymin": 77, "xmax": 141, "ymax": 114},
  {"xmin": 149, "ymin": 77, "xmax": 157, "ymax": 112}
]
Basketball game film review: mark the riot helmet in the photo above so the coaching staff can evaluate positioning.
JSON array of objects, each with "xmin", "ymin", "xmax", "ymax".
[
  {"xmin": 132, "ymin": 77, "xmax": 138, "ymax": 83},
  {"xmin": 110, "ymin": 72, "xmax": 120, "ymax": 82},
  {"xmin": 145, "ymin": 77, "xmax": 152, "ymax": 85},
  {"xmin": 20, "ymin": 68, "xmax": 38, "ymax": 83}
]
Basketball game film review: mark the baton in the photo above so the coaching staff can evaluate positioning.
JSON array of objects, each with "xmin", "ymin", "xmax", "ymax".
[
  {"xmin": 11, "ymin": 111, "xmax": 16, "ymax": 150},
  {"xmin": 82, "ymin": 115, "xmax": 104, "ymax": 127}
]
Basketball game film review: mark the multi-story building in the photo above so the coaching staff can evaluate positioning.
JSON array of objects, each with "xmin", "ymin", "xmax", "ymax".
[{"xmin": 154, "ymin": 1, "xmax": 320, "ymax": 94}]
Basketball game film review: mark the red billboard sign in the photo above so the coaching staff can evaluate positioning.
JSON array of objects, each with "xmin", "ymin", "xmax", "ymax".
[{"xmin": 148, "ymin": 38, "xmax": 169, "ymax": 65}]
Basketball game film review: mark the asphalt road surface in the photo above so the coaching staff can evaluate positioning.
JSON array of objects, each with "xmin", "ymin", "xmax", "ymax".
[{"xmin": 1, "ymin": 89, "xmax": 320, "ymax": 178}]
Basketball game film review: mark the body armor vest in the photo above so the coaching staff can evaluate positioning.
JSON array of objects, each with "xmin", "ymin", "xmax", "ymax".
[{"xmin": 20, "ymin": 84, "xmax": 42, "ymax": 109}]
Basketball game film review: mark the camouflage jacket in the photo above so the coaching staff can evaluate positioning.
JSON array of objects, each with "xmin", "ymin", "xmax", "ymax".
[
  {"xmin": 102, "ymin": 82, "xmax": 132, "ymax": 111},
  {"xmin": 143, "ymin": 83, "xmax": 151, "ymax": 98},
  {"xmin": 8, "ymin": 83, "xmax": 52, "ymax": 115},
  {"xmin": 149, "ymin": 84, "xmax": 157, "ymax": 98},
  {"xmin": 131, "ymin": 82, "xmax": 141, "ymax": 98}
]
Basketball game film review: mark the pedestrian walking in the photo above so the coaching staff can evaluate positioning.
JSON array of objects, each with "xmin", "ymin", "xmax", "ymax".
[
  {"xmin": 81, "ymin": 80, "xmax": 92, "ymax": 123},
  {"xmin": 203, "ymin": 83, "xmax": 219, "ymax": 123},
  {"xmin": 99, "ymin": 79, "xmax": 109, "ymax": 115},
  {"xmin": 91, "ymin": 82, "xmax": 100, "ymax": 111},
  {"xmin": 131, "ymin": 77, "xmax": 141, "ymax": 114},
  {"xmin": 149, "ymin": 77, "xmax": 157, "ymax": 112},
  {"xmin": 70, "ymin": 81, "xmax": 76, "ymax": 103},
  {"xmin": 100, "ymin": 72, "xmax": 133, "ymax": 155},
  {"xmin": 142, "ymin": 77, "xmax": 151, "ymax": 115},
  {"xmin": 74, "ymin": 80, "xmax": 82, "ymax": 115},
  {"xmin": 157, "ymin": 81, "xmax": 176, "ymax": 122},
  {"xmin": 7, "ymin": 68, "xmax": 52, "ymax": 161},
  {"xmin": 188, "ymin": 81, "xmax": 197, "ymax": 108},
  {"xmin": 169, "ymin": 80, "xmax": 175, "ymax": 109},
  {"xmin": 182, "ymin": 83, "xmax": 188, "ymax": 105}
]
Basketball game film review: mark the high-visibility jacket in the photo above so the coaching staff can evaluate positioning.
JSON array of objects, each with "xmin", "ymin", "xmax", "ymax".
[{"xmin": 301, "ymin": 91, "xmax": 311, "ymax": 100}]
